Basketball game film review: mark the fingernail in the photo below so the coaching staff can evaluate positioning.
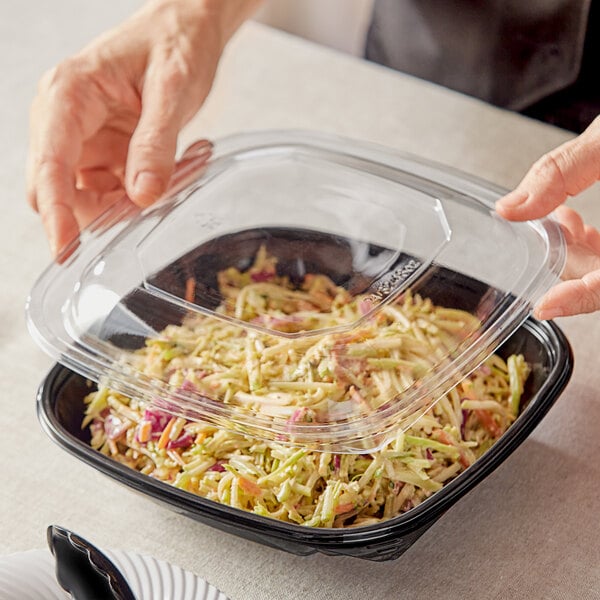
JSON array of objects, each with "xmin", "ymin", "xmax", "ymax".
[
  {"xmin": 497, "ymin": 190, "xmax": 529, "ymax": 209},
  {"xmin": 133, "ymin": 171, "xmax": 165, "ymax": 205}
]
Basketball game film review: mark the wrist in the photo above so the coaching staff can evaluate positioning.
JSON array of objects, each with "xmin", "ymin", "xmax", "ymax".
[
  {"xmin": 201, "ymin": 0, "xmax": 264, "ymax": 42},
  {"xmin": 148, "ymin": 0, "xmax": 262, "ymax": 48}
]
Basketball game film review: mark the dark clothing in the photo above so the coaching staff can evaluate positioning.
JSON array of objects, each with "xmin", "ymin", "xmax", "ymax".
[{"xmin": 366, "ymin": 0, "xmax": 599, "ymax": 133}]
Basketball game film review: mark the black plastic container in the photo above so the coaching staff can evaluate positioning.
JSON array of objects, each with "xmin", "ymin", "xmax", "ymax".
[{"xmin": 36, "ymin": 282, "xmax": 572, "ymax": 562}]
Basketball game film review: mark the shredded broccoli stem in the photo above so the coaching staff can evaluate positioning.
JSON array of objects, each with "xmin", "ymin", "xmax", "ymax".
[{"xmin": 508, "ymin": 354, "xmax": 527, "ymax": 416}]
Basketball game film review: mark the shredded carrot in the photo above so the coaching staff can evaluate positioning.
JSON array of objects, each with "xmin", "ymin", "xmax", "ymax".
[
  {"xmin": 137, "ymin": 420, "xmax": 152, "ymax": 443},
  {"xmin": 185, "ymin": 277, "xmax": 196, "ymax": 303},
  {"xmin": 474, "ymin": 409, "xmax": 502, "ymax": 438},
  {"xmin": 435, "ymin": 430, "xmax": 471, "ymax": 468},
  {"xmin": 335, "ymin": 502, "xmax": 355, "ymax": 515},
  {"xmin": 238, "ymin": 476, "xmax": 263, "ymax": 497},
  {"xmin": 194, "ymin": 432, "xmax": 208, "ymax": 445},
  {"xmin": 157, "ymin": 417, "xmax": 177, "ymax": 450},
  {"xmin": 460, "ymin": 380, "xmax": 477, "ymax": 400}
]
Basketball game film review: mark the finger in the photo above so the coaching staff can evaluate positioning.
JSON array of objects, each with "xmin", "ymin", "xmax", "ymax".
[
  {"xmin": 180, "ymin": 139, "xmax": 213, "ymax": 161},
  {"xmin": 561, "ymin": 239, "xmax": 600, "ymax": 281},
  {"xmin": 125, "ymin": 52, "xmax": 192, "ymax": 207},
  {"xmin": 77, "ymin": 168, "xmax": 123, "ymax": 193},
  {"xmin": 125, "ymin": 21, "xmax": 220, "ymax": 209},
  {"xmin": 174, "ymin": 139, "xmax": 213, "ymax": 174},
  {"xmin": 35, "ymin": 160, "xmax": 80, "ymax": 256},
  {"xmin": 583, "ymin": 224, "xmax": 600, "ymax": 255},
  {"xmin": 496, "ymin": 116, "xmax": 600, "ymax": 221},
  {"xmin": 72, "ymin": 189, "xmax": 127, "ymax": 231},
  {"xmin": 554, "ymin": 205, "xmax": 585, "ymax": 241},
  {"xmin": 78, "ymin": 126, "xmax": 130, "ymax": 171},
  {"xmin": 553, "ymin": 206, "xmax": 600, "ymax": 278},
  {"xmin": 534, "ymin": 270, "xmax": 600, "ymax": 319},
  {"xmin": 34, "ymin": 116, "xmax": 84, "ymax": 254},
  {"xmin": 167, "ymin": 141, "xmax": 213, "ymax": 196},
  {"xmin": 29, "ymin": 63, "xmax": 108, "ymax": 254}
]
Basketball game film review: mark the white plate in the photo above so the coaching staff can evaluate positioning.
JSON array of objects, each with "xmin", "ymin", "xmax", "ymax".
[{"xmin": 0, "ymin": 548, "xmax": 229, "ymax": 600}]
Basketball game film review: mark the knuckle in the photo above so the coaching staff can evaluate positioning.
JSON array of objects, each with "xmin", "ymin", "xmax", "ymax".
[
  {"xmin": 37, "ymin": 57, "xmax": 98, "ymax": 120},
  {"xmin": 159, "ymin": 51, "xmax": 193, "ymax": 93},
  {"xmin": 534, "ymin": 151, "xmax": 565, "ymax": 183},
  {"xmin": 148, "ymin": 49, "xmax": 201, "ymax": 126},
  {"xmin": 37, "ymin": 154, "xmax": 69, "ymax": 174},
  {"xmin": 584, "ymin": 292, "xmax": 600, "ymax": 314},
  {"xmin": 581, "ymin": 275, "xmax": 600, "ymax": 314},
  {"xmin": 132, "ymin": 133, "xmax": 170, "ymax": 156},
  {"xmin": 40, "ymin": 57, "xmax": 83, "ymax": 93},
  {"xmin": 542, "ymin": 139, "xmax": 594, "ymax": 196},
  {"xmin": 528, "ymin": 151, "xmax": 572, "ymax": 200},
  {"xmin": 130, "ymin": 137, "xmax": 175, "ymax": 176}
]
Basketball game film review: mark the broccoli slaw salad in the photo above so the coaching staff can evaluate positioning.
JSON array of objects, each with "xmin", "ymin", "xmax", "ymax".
[{"xmin": 82, "ymin": 246, "xmax": 530, "ymax": 528}]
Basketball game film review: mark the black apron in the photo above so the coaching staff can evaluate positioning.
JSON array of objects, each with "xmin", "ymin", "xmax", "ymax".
[{"xmin": 366, "ymin": 0, "xmax": 598, "ymax": 132}]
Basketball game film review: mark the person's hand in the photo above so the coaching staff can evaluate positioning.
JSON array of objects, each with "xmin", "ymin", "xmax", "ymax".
[
  {"xmin": 496, "ymin": 116, "xmax": 600, "ymax": 319},
  {"xmin": 27, "ymin": 0, "xmax": 260, "ymax": 256}
]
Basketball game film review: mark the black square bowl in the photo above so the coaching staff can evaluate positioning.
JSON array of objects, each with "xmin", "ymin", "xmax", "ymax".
[
  {"xmin": 36, "ymin": 313, "xmax": 572, "ymax": 561},
  {"xmin": 35, "ymin": 228, "xmax": 573, "ymax": 561}
]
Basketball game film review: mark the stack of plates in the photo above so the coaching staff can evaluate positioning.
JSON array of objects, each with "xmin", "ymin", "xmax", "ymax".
[{"xmin": 0, "ymin": 548, "xmax": 229, "ymax": 599}]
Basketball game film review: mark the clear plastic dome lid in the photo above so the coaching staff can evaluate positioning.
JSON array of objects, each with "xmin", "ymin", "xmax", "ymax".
[{"xmin": 26, "ymin": 130, "xmax": 565, "ymax": 452}]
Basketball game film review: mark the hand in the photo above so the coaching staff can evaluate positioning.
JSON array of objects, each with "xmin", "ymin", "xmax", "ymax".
[
  {"xmin": 496, "ymin": 116, "xmax": 600, "ymax": 319},
  {"xmin": 27, "ymin": 0, "xmax": 260, "ymax": 256}
]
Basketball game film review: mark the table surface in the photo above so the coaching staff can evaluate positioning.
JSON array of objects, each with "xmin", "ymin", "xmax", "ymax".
[{"xmin": 1, "ymin": 3, "xmax": 599, "ymax": 599}]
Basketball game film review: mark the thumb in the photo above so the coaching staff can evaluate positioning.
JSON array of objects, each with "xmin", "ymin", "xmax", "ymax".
[
  {"xmin": 125, "ymin": 60, "xmax": 189, "ymax": 207},
  {"xmin": 496, "ymin": 116, "xmax": 600, "ymax": 221}
]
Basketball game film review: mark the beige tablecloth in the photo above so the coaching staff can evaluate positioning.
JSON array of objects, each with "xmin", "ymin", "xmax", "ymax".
[{"xmin": 1, "ymin": 2, "xmax": 599, "ymax": 599}]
